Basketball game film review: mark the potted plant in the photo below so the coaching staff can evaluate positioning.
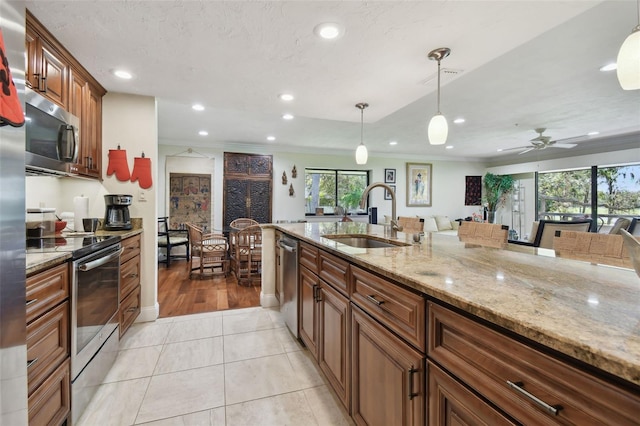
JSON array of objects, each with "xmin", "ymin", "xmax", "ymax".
[{"xmin": 483, "ymin": 172, "xmax": 514, "ymax": 223}]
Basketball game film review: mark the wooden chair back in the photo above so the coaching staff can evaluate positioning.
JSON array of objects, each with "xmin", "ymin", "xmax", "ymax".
[
  {"xmin": 185, "ymin": 223, "xmax": 228, "ymax": 278},
  {"xmin": 554, "ymin": 230, "xmax": 635, "ymax": 269},
  {"xmin": 457, "ymin": 222, "xmax": 509, "ymax": 248},
  {"xmin": 229, "ymin": 218, "xmax": 259, "ymax": 230},
  {"xmin": 397, "ymin": 216, "xmax": 424, "ymax": 233},
  {"xmin": 229, "ymin": 224, "xmax": 262, "ymax": 286},
  {"xmin": 621, "ymin": 229, "xmax": 640, "ymax": 278}
]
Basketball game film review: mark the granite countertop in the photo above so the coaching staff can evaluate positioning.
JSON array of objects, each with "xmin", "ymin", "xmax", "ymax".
[{"xmin": 271, "ymin": 221, "xmax": 640, "ymax": 387}]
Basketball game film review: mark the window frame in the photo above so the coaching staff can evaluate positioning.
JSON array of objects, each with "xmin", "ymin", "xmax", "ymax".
[{"xmin": 304, "ymin": 168, "xmax": 370, "ymax": 216}]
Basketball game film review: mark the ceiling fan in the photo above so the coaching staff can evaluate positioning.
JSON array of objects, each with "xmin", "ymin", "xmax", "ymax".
[{"xmin": 502, "ymin": 128, "xmax": 578, "ymax": 154}]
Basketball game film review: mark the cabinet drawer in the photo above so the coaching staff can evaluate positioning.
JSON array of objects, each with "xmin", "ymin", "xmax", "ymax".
[
  {"xmin": 121, "ymin": 234, "xmax": 141, "ymax": 264},
  {"xmin": 26, "ymin": 263, "xmax": 69, "ymax": 324},
  {"xmin": 318, "ymin": 250, "xmax": 349, "ymax": 297},
  {"xmin": 351, "ymin": 265, "xmax": 425, "ymax": 351},
  {"xmin": 299, "ymin": 241, "xmax": 319, "ymax": 274},
  {"xmin": 27, "ymin": 301, "xmax": 69, "ymax": 396},
  {"xmin": 120, "ymin": 254, "xmax": 141, "ymax": 301},
  {"xmin": 28, "ymin": 357, "xmax": 70, "ymax": 426},
  {"xmin": 119, "ymin": 285, "xmax": 141, "ymax": 338},
  {"xmin": 428, "ymin": 301, "xmax": 640, "ymax": 425}
]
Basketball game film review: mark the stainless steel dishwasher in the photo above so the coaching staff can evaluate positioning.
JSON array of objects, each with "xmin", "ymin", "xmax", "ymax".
[{"xmin": 278, "ymin": 235, "xmax": 299, "ymax": 338}]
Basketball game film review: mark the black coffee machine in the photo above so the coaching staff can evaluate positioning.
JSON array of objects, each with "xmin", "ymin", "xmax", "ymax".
[{"xmin": 104, "ymin": 194, "xmax": 132, "ymax": 230}]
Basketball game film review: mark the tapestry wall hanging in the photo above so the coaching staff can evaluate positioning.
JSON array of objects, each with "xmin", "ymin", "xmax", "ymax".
[
  {"xmin": 169, "ymin": 173, "xmax": 211, "ymax": 230},
  {"xmin": 465, "ymin": 175, "xmax": 482, "ymax": 206}
]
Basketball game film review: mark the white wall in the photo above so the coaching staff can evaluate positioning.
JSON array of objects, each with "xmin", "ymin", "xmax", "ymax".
[{"xmin": 157, "ymin": 145, "xmax": 488, "ymax": 225}]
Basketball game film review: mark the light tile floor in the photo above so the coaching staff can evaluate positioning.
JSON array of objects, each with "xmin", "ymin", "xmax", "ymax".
[{"xmin": 77, "ymin": 307, "xmax": 354, "ymax": 426}]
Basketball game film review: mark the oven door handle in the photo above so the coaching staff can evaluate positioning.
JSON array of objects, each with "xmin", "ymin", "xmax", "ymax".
[{"xmin": 78, "ymin": 248, "xmax": 124, "ymax": 272}]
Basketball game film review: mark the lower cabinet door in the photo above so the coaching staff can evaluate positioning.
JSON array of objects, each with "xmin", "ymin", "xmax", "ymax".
[
  {"xmin": 119, "ymin": 285, "xmax": 141, "ymax": 338},
  {"xmin": 28, "ymin": 358, "xmax": 70, "ymax": 426},
  {"xmin": 428, "ymin": 360, "xmax": 515, "ymax": 426},
  {"xmin": 299, "ymin": 266, "xmax": 319, "ymax": 358},
  {"xmin": 318, "ymin": 281, "xmax": 350, "ymax": 410},
  {"xmin": 351, "ymin": 305, "xmax": 425, "ymax": 426}
]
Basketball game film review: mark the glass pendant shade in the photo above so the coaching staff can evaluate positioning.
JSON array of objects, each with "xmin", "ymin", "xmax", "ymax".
[
  {"xmin": 355, "ymin": 143, "xmax": 368, "ymax": 164},
  {"xmin": 617, "ymin": 27, "xmax": 640, "ymax": 90},
  {"xmin": 428, "ymin": 113, "xmax": 448, "ymax": 145}
]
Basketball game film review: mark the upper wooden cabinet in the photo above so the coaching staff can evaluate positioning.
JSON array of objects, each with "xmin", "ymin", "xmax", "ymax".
[{"xmin": 26, "ymin": 10, "xmax": 106, "ymax": 180}]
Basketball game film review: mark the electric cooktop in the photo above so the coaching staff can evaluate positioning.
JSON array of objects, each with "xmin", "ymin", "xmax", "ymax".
[{"xmin": 26, "ymin": 234, "xmax": 121, "ymax": 259}]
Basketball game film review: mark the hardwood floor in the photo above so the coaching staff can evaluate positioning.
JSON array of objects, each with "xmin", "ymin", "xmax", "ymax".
[{"xmin": 157, "ymin": 260, "xmax": 261, "ymax": 318}]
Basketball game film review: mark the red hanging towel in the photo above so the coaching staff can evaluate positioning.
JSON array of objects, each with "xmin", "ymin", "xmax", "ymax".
[
  {"xmin": 107, "ymin": 147, "xmax": 131, "ymax": 181},
  {"xmin": 0, "ymin": 27, "xmax": 25, "ymax": 127},
  {"xmin": 131, "ymin": 154, "xmax": 152, "ymax": 189}
]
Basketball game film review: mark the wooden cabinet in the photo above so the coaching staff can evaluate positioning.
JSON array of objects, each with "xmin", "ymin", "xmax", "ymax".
[
  {"xmin": 351, "ymin": 305, "xmax": 425, "ymax": 426},
  {"xmin": 428, "ymin": 301, "xmax": 640, "ymax": 425},
  {"xmin": 299, "ymin": 249, "xmax": 351, "ymax": 410},
  {"xmin": 26, "ymin": 263, "xmax": 71, "ymax": 425},
  {"xmin": 223, "ymin": 152, "xmax": 273, "ymax": 226},
  {"xmin": 119, "ymin": 234, "xmax": 141, "ymax": 337},
  {"xmin": 26, "ymin": 10, "xmax": 106, "ymax": 179}
]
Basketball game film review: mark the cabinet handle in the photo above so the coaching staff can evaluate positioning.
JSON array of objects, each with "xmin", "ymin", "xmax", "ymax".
[
  {"xmin": 126, "ymin": 307, "xmax": 138, "ymax": 313},
  {"xmin": 32, "ymin": 73, "xmax": 40, "ymax": 90},
  {"xmin": 408, "ymin": 366, "xmax": 419, "ymax": 400},
  {"xmin": 366, "ymin": 294, "xmax": 385, "ymax": 306},
  {"xmin": 507, "ymin": 380, "xmax": 561, "ymax": 416},
  {"xmin": 313, "ymin": 284, "xmax": 322, "ymax": 302},
  {"xmin": 40, "ymin": 76, "xmax": 47, "ymax": 93},
  {"xmin": 26, "ymin": 298, "xmax": 38, "ymax": 306},
  {"xmin": 128, "ymin": 273, "xmax": 139, "ymax": 279},
  {"xmin": 27, "ymin": 358, "xmax": 38, "ymax": 368}
]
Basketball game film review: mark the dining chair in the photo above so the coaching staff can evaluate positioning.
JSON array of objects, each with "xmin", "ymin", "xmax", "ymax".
[
  {"xmin": 509, "ymin": 219, "xmax": 593, "ymax": 249},
  {"xmin": 607, "ymin": 217, "xmax": 632, "ymax": 235},
  {"xmin": 457, "ymin": 221, "xmax": 509, "ymax": 248},
  {"xmin": 229, "ymin": 224, "xmax": 262, "ymax": 286},
  {"xmin": 229, "ymin": 218, "xmax": 259, "ymax": 230},
  {"xmin": 185, "ymin": 223, "xmax": 229, "ymax": 278},
  {"xmin": 157, "ymin": 217, "xmax": 189, "ymax": 267},
  {"xmin": 621, "ymin": 229, "xmax": 640, "ymax": 278},
  {"xmin": 397, "ymin": 216, "xmax": 424, "ymax": 233},
  {"xmin": 554, "ymin": 230, "xmax": 634, "ymax": 269}
]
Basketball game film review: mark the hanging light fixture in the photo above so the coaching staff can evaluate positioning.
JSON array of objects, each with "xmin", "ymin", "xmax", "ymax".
[
  {"xmin": 617, "ymin": 0, "xmax": 640, "ymax": 90},
  {"xmin": 355, "ymin": 102, "xmax": 369, "ymax": 165},
  {"xmin": 427, "ymin": 47, "xmax": 451, "ymax": 145}
]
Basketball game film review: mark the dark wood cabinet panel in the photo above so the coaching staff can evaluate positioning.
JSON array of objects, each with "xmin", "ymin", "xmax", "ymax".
[
  {"xmin": 351, "ymin": 305, "xmax": 425, "ymax": 426},
  {"xmin": 26, "ymin": 263, "xmax": 69, "ymax": 324},
  {"xmin": 299, "ymin": 265, "xmax": 319, "ymax": 359},
  {"xmin": 224, "ymin": 152, "xmax": 272, "ymax": 177},
  {"xmin": 249, "ymin": 179, "xmax": 271, "ymax": 223},
  {"xmin": 223, "ymin": 153, "xmax": 272, "ymax": 227},
  {"xmin": 119, "ymin": 234, "xmax": 142, "ymax": 338}
]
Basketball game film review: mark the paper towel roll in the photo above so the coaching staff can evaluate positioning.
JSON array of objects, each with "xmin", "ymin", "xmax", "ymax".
[{"xmin": 73, "ymin": 196, "xmax": 89, "ymax": 232}]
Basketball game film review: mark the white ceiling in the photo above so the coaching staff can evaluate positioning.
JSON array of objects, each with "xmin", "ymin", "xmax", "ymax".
[{"xmin": 25, "ymin": 1, "xmax": 640, "ymax": 164}]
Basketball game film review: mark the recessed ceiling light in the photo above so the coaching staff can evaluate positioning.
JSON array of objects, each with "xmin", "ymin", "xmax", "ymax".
[
  {"xmin": 198, "ymin": 130, "xmax": 208, "ymax": 136},
  {"xmin": 587, "ymin": 131, "xmax": 600, "ymax": 136},
  {"xmin": 314, "ymin": 22, "xmax": 343, "ymax": 40},
  {"xmin": 266, "ymin": 136, "xmax": 276, "ymax": 141},
  {"xmin": 113, "ymin": 70, "xmax": 132, "ymax": 79},
  {"xmin": 453, "ymin": 118, "xmax": 465, "ymax": 124},
  {"xmin": 279, "ymin": 93, "xmax": 294, "ymax": 101},
  {"xmin": 282, "ymin": 113, "xmax": 294, "ymax": 120},
  {"xmin": 599, "ymin": 63, "xmax": 617, "ymax": 72},
  {"xmin": 192, "ymin": 104, "xmax": 205, "ymax": 111},
  {"xmin": 497, "ymin": 148, "xmax": 504, "ymax": 152},
  {"xmin": 389, "ymin": 141, "xmax": 398, "ymax": 146},
  {"xmin": 446, "ymin": 145, "xmax": 454, "ymax": 149}
]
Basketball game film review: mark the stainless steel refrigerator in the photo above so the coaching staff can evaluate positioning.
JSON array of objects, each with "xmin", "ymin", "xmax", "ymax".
[{"xmin": 0, "ymin": 2, "xmax": 28, "ymax": 424}]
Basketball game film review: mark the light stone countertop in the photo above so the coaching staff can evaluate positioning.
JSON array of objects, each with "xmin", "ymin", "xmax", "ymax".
[{"xmin": 271, "ymin": 221, "xmax": 640, "ymax": 388}]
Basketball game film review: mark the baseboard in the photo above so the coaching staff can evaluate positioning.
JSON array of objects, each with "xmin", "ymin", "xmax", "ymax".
[
  {"xmin": 135, "ymin": 302, "xmax": 160, "ymax": 323},
  {"xmin": 260, "ymin": 292, "xmax": 279, "ymax": 308}
]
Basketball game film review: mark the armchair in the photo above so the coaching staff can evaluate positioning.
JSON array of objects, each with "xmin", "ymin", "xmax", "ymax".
[
  {"xmin": 158, "ymin": 217, "xmax": 189, "ymax": 267},
  {"xmin": 509, "ymin": 219, "xmax": 593, "ymax": 249},
  {"xmin": 229, "ymin": 224, "xmax": 262, "ymax": 286},
  {"xmin": 185, "ymin": 223, "xmax": 229, "ymax": 278}
]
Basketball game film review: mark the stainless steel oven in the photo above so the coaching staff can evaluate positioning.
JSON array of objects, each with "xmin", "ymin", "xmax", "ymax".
[{"xmin": 70, "ymin": 240, "xmax": 121, "ymax": 423}]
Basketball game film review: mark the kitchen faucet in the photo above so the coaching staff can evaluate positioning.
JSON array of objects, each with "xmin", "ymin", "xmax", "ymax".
[{"xmin": 360, "ymin": 182, "xmax": 403, "ymax": 237}]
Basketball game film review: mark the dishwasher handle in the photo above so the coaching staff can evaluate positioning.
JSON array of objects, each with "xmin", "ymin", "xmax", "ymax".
[{"xmin": 278, "ymin": 241, "xmax": 297, "ymax": 253}]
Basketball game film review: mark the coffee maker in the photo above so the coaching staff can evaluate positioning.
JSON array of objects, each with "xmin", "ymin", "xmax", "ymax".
[{"xmin": 104, "ymin": 194, "xmax": 132, "ymax": 230}]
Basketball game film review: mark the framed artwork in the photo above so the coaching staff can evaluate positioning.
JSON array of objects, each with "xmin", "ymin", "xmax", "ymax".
[
  {"xmin": 384, "ymin": 168, "xmax": 396, "ymax": 183},
  {"xmin": 384, "ymin": 184, "xmax": 396, "ymax": 200},
  {"xmin": 406, "ymin": 162, "xmax": 432, "ymax": 207}
]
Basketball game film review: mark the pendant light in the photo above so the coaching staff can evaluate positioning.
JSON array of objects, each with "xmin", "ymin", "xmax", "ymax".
[
  {"xmin": 617, "ymin": 0, "xmax": 640, "ymax": 90},
  {"xmin": 427, "ymin": 47, "xmax": 451, "ymax": 145},
  {"xmin": 355, "ymin": 102, "xmax": 369, "ymax": 165}
]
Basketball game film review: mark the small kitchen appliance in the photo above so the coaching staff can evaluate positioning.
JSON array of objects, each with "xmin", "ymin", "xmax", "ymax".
[{"xmin": 104, "ymin": 194, "xmax": 132, "ymax": 230}]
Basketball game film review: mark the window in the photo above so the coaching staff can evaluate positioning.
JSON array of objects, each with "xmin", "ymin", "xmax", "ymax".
[
  {"xmin": 537, "ymin": 163, "xmax": 640, "ymax": 231},
  {"xmin": 305, "ymin": 169, "xmax": 369, "ymax": 215}
]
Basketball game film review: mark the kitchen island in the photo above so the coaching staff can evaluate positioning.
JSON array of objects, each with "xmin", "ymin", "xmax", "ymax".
[{"xmin": 266, "ymin": 221, "xmax": 640, "ymax": 425}]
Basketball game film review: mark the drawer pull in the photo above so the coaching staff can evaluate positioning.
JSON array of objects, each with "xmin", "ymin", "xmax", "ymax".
[
  {"xmin": 126, "ymin": 307, "xmax": 138, "ymax": 313},
  {"xmin": 26, "ymin": 298, "xmax": 38, "ymax": 306},
  {"xmin": 27, "ymin": 358, "xmax": 38, "ymax": 368},
  {"xmin": 127, "ymin": 273, "xmax": 139, "ymax": 279},
  {"xmin": 507, "ymin": 380, "xmax": 561, "ymax": 416},
  {"xmin": 366, "ymin": 294, "xmax": 385, "ymax": 306},
  {"xmin": 408, "ymin": 366, "xmax": 419, "ymax": 400}
]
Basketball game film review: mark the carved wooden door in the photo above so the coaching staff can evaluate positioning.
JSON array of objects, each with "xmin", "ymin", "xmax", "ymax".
[{"xmin": 223, "ymin": 153, "xmax": 272, "ymax": 227}]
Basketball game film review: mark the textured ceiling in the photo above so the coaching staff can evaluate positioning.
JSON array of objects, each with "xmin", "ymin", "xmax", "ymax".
[{"xmin": 25, "ymin": 0, "xmax": 640, "ymax": 164}]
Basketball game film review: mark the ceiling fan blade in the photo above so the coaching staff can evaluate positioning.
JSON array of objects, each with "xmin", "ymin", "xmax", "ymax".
[
  {"xmin": 500, "ymin": 145, "xmax": 530, "ymax": 152},
  {"xmin": 553, "ymin": 143, "xmax": 577, "ymax": 149},
  {"xmin": 518, "ymin": 147, "xmax": 535, "ymax": 154}
]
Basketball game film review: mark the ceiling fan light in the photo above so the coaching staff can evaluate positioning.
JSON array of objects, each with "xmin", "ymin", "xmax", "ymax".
[
  {"xmin": 428, "ymin": 113, "xmax": 448, "ymax": 145},
  {"xmin": 355, "ymin": 143, "xmax": 368, "ymax": 164},
  {"xmin": 617, "ymin": 27, "xmax": 640, "ymax": 90}
]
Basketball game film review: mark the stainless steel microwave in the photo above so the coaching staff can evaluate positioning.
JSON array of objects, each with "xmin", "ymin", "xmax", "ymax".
[{"xmin": 25, "ymin": 88, "xmax": 80, "ymax": 177}]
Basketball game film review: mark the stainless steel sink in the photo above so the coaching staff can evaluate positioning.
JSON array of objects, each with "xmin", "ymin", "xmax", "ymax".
[{"xmin": 322, "ymin": 234, "xmax": 410, "ymax": 248}]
